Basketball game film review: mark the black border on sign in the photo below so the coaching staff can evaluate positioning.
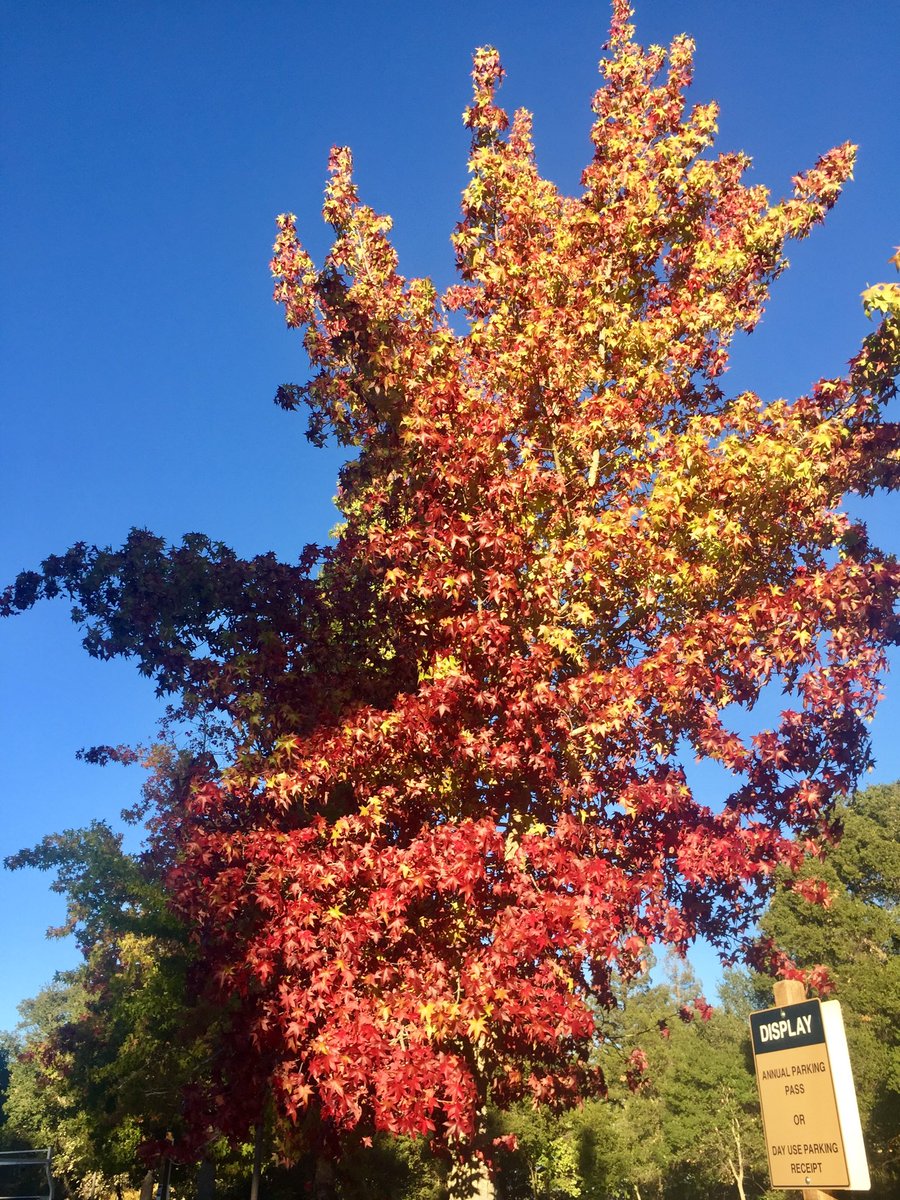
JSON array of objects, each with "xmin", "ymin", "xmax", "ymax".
[{"xmin": 748, "ymin": 998, "xmax": 850, "ymax": 1190}]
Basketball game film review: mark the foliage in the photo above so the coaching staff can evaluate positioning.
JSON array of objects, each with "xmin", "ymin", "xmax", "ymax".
[
  {"xmin": 2, "ymin": 0, "xmax": 898, "ymax": 1190},
  {"xmin": 168, "ymin": 0, "xmax": 898, "ymax": 1168},
  {"xmin": 486, "ymin": 967, "xmax": 776, "ymax": 1200},
  {"xmin": 2, "ymin": 753, "xmax": 219, "ymax": 1186},
  {"xmin": 652, "ymin": 1011, "xmax": 768, "ymax": 1200},
  {"xmin": 334, "ymin": 1133, "xmax": 445, "ymax": 1200},
  {"xmin": 0, "ymin": 1036, "xmax": 22, "ymax": 1153},
  {"xmin": 2, "ymin": 975, "xmax": 99, "ymax": 1191},
  {"xmin": 0, "ymin": 531, "xmax": 410, "ymax": 763},
  {"xmin": 495, "ymin": 1103, "xmax": 586, "ymax": 1199}
]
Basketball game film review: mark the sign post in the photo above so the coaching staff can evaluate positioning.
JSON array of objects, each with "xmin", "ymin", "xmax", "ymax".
[{"xmin": 749, "ymin": 979, "xmax": 869, "ymax": 1197}]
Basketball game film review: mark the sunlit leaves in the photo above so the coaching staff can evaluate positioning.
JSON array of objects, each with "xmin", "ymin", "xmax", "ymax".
[{"xmin": 172, "ymin": 0, "xmax": 899, "ymax": 1159}]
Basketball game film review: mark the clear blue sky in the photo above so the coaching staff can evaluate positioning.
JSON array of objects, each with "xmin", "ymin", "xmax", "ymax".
[{"xmin": 1, "ymin": 0, "xmax": 898, "ymax": 1032}]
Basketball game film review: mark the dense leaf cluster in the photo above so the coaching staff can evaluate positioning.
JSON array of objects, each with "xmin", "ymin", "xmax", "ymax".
[{"xmin": 171, "ymin": 0, "xmax": 899, "ymax": 1160}]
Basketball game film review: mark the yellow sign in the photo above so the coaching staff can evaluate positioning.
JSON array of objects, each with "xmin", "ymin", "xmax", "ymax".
[{"xmin": 749, "ymin": 998, "xmax": 869, "ymax": 1191}]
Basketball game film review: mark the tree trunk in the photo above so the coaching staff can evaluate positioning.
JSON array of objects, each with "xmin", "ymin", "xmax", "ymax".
[
  {"xmin": 447, "ymin": 1050, "xmax": 495, "ymax": 1200},
  {"xmin": 249, "ymin": 1124, "xmax": 263, "ymax": 1200},
  {"xmin": 313, "ymin": 1157, "xmax": 336, "ymax": 1200},
  {"xmin": 197, "ymin": 1159, "xmax": 215, "ymax": 1200},
  {"xmin": 726, "ymin": 1112, "xmax": 746, "ymax": 1200},
  {"xmin": 157, "ymin": 1159, "xmax": 172, "ymax": 1200}
]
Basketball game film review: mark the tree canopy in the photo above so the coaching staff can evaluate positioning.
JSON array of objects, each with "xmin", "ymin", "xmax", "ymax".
[{"xmin": 169, "ymin": 0, "xmax": 899, "ymax": 1173}]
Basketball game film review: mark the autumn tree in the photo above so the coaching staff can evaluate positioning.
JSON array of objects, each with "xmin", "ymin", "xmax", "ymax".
[
  {"xmin": 3, "ymin": 1, "xmax": 898, "ymax": 1195},
  {"xmin": 159, "ymin": 0, "xmax": 899, "ymax": 1192}
]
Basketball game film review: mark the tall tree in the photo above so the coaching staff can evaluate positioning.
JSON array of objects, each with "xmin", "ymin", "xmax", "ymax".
[
  {"xmin": 2, "ymin": 2, "xmax": 898, "ymax": 1194},
  {"xmin": 167, "ymin": 0, "xmax": 899, "ymax": 1190}
]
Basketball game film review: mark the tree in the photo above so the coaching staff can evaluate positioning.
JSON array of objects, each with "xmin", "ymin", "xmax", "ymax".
[
  {"xmin": 652, "ymin": 1010, "xmax": 770, "ymax": 1200},
  {"xmin": 490, "ymin": 966, "xmax": 773, "ymax": 1200},
  {"xmin": 3, "ymin": 1, "xmax": 898, "ymax": 1194},
  {"xmin": 0, "ymin": 1035, "xmax": 21, "ymax": 1151},
  {"xmin": 2, "ymin": 975, "xmax": 101, "ymax": 1195},
  {"xmin": 1, "ymin": 752, "xmax": 235, "ymax": 1194},
  {"xmin": 167, "ymin": 0, "xmax": 899, "ymax": 1189},
  {"xmin": 761, "ymin": 781, "xmax": 900, "ymax": 1197}
]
